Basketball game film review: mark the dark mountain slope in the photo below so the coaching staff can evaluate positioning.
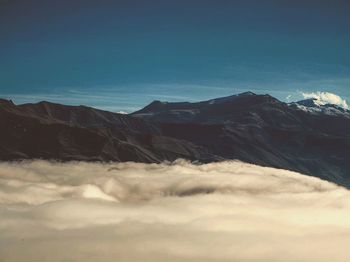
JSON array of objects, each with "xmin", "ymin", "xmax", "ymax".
[
  {"xmin": 1, "ymin": 92, "xmax": 350, "ymax": 187},
  {"xmin": 133, "ymin": 93, "xmax": 350, "ymax": 187},
  {"xmin": 0, "ymin": 99, "xmax": 216, "ymax": 163},
  {"xmin": 19, "ymin": 101, "xmax": 159, "ymax": 133}
]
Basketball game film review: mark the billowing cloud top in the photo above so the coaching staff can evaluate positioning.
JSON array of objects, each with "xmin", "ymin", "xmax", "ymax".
[
  {"xmin": 302, "ymin": 91, "xmax": 349, "ymax": 109},
  {"xmin": 0, "ymin": 160, "xmax": 350, "ymax": 262}
]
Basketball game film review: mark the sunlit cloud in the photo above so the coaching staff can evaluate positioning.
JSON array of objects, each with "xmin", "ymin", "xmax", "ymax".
[
  {"xmin": 0, "ymin": 160, "xmax": 350, "ymax": 262},
  {"xmin": 301, "ymin": 91, "xmax": 349, "ymax": 109}
]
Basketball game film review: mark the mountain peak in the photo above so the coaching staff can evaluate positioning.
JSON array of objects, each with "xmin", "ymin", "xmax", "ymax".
[
  {"xmin": 294, "ymin": 98, "xmax": 320, "ymax": 108},
  {"xmin": 289, "ymin": 98, "xmax": 349, "ymax": 117},
  {"xmin": 293, "ymin": 98, "xmax": 349, "ymax": 110},
  {"xmin": 239, "ymin": 91, "xmax": 256, "ymax": 96},
  {"xmin": 205, "ymin": 91, "xmax": 257, "ymax": 104},
  {"xmin": 0, "ymin": 98, "xmax": 15, "ymax": 106}
]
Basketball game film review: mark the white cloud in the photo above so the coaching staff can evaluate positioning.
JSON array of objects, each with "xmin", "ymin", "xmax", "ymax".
[
  {"xmin": 302, "ymin": 91, "xmax": 349, "ymax": 109},
  {"xmin": 0, "ymin": 160, "xmax": 350, "ymax": 262},
  {"xmin": 116, "ymin": 111, "xmax": 128, "ymax": 114}
]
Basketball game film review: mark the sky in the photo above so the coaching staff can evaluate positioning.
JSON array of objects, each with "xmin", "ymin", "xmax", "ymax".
[{"xmin": 1, "ymin": 0, "xmax": 349, "ymax": 112}]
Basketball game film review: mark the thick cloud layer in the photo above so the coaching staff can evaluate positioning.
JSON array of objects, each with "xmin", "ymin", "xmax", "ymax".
[{"xmin": 0, "ymin": 160, "xmax": 350, "ymax": 262}]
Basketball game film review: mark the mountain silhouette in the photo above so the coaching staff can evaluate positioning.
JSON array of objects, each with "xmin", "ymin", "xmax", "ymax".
[{"xmin": 1, "ymin": 92, "xmax": 350, "ymax": 187}]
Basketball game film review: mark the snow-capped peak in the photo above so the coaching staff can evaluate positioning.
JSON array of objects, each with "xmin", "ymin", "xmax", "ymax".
[
  {"xmin": 301, "ymin": 91, "xmax": 349, "ymax": 110},
  {"xmin": 289, "ymin": 98, "xmax": 350, "ymax": 117}
]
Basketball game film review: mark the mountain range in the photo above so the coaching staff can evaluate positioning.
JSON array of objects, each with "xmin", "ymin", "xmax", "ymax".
[{"xmin": 1, "ymin": 92, "xmax": 350, "ymax": 187}]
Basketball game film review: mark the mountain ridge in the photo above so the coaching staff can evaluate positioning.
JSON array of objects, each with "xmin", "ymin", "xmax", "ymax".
[{"xmin": 1, "ymin": 92, "xmax": 350, "ymax": 187}]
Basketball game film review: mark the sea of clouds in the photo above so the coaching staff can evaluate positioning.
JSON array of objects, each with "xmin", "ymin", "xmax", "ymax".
[{"xmin": 1, "ymin": 160, "xmax": 350, "ymax": 262}]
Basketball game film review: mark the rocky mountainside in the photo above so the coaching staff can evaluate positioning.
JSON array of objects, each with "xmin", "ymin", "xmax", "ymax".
[
  {"xmin": 1, "ymin": 92, "xmax": 350, "ymax": 187},
  {"xmin": 0, "ymin": 99, "xmax": 216, "ymax": 163}
]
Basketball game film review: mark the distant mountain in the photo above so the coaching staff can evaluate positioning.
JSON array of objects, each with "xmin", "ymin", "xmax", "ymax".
[
  {"xmin": 289, "ymin": 98, "xmax": 350, "ymax": 117},
  {"xmin": 132, "ymin": 92, "xmax": 285, "ymax": 123},
  {"xmin": 1, "ymin": 92, "xmax": 350, "ymax": 187},
  {"xmin": 0, "ymin": 99, "xmax": 216, "ymax": 163}
]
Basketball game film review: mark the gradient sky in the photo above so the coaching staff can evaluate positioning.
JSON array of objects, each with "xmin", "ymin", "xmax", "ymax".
[{"xmin": 1, "ymin": 0, "xmax": 349, "ymax": 112}]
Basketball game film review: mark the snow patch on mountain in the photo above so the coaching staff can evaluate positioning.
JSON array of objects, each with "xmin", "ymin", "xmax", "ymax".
[
  {"xmin": 288, "ymin": 92, "xmax": 350, "ymax": 117},
  {"xmin": 301, "ymin": 91, "xmax": 349, "ymax": 110}
]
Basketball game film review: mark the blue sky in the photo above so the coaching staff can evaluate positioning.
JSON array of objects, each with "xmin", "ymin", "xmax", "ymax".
[{"xmin": 1, "ymin": 0, "xmax": 349, "ymax": 112}]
